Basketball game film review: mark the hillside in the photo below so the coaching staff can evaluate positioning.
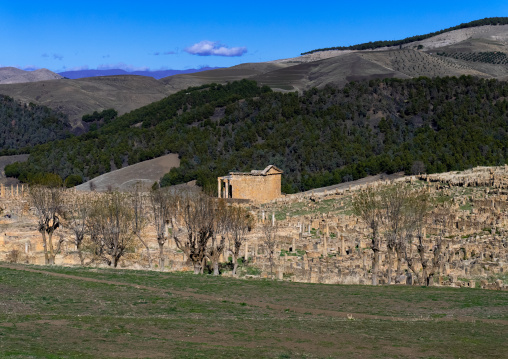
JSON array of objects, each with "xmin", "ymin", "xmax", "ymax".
[
  {"xmin": 6, "ymin": 77, "xmax": 508, "ymax": 193},
  {"xmin": 0, "ymin": 67, "xmax": 63, "ymax": 84},
  {"xmin": 0, "ymin": 94, "xmax": 71, "ymax": 154},
  {"xmin": 2, "ymin": 20, "xmax": 508, "ymax": 124},
  {"xmin": 0, "ymin": 75, "xmax": 172, "ymax": 131},
  {"xmin": 302, "ymin": 17, "xmax": 508, "ymax": 54}
]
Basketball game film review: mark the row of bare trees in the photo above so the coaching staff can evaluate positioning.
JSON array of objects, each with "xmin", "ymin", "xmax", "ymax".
[
  {"xmin": 29, "ymin": 184, "xmax": 254, "ymax": 274},
  {"xmin": 353, "ymin": 184, "xmax": 452, "ymax": 286}
]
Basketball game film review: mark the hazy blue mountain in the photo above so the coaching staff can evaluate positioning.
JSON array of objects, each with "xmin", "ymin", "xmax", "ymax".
[{"xmin": 58, "ymin": 67, "xmax": 222, "ymax": 80}]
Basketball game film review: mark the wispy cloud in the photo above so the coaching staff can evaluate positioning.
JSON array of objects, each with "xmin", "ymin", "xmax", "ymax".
[
  {"xmin": 102, "ymin": 54, "xmax": 110, "ymax": 59},
  {"xmin": 185, "ymin": 41, "xmax": 247, "ymax": 57},
  {"xmin": 153, "ymin": 50, "xmax": 177, "ymax": 56},
  {"xmin": 41, "ymin": 53, "xmax": 63, "ymax": 60}
]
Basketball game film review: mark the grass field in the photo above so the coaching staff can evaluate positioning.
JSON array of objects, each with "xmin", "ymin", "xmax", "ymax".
[{"xmin": 0, "ymin": 263, "xmax": 506, "ymax": 358}]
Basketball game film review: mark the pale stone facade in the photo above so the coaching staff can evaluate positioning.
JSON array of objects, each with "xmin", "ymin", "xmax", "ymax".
[{"xmin": 218, "ymin": 165, "xmax": 283, "ymax": 203}]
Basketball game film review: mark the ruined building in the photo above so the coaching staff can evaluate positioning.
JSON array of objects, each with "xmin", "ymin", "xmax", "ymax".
[{"xmin": 218, "ymin": 165, "xmax": 283, "ymax": 203}]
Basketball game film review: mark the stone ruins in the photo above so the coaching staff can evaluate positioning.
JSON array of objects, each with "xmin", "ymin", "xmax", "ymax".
[
  {"xmin": 1, "ymin": 166, "xmax": 507, "ymax": 290},
  {"xmin": 218, "ymin": 165, "xmax": 283, "ymax": 203}
]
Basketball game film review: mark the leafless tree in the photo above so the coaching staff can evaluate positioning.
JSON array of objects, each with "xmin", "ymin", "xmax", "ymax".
[
  {"xmin": 352, "ymin": 187, "xmax": 384, "ymax": 285},
  {"xmin": 88, "ymin": 192, "xmax": 135, "ymax": 268},
  {"xmin": 172, "ymin": 191, "xmax": 215, "ymax": 274},
  {"xmin": 404, "ymin": 189, "xmax": 433, "ymax": 285},
  {"xmin": 380, "ymin": 184, "xmax": 413, "ymax": 284},
  {"xmin": 149, "ymin": 187, "xmax": 175, "ymax": 270},
  {"xmin": 227, "ymin": 205, "xmax": 254, "ymax": 275},
  {"xmin": 131, "ymin": 183, "xmax": 152, "ymax": 269},
  {"xmin": 29, "ymin": 185, "xmax": 64, "ymax": 265},
  {"xmin": 65, "ymin": 192, "xmax": 92, "ymax": 266},
  {"xmin": 262, "ymin": 218, "xmax": 279, "ymax": 279}
]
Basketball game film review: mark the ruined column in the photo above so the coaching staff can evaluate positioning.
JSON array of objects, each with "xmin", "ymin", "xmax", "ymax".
[
  {"xmin": 323, "ymin": 236, "xmax": 328, "ymax": 256},
  {"xmin": 244, "ymin": 241, "xmax": 249, "ymax": 259},
  {"xmin": 272, "ymin": 212, "xmax": 275, "ymax": 226},
  {"xmin": 217, "ymin": 178, "xmax": 221, "ymax": 198},
  {"xmin": 0, "ymin": 184, "xmax": 4, "ymax": 198},
  {"xmin": 292, "ymin": 236, "xmax": 296, "ymax": 253},
  {"xmin": 341, "ymin": 234, "xmax": 345, "ymax": 255}
]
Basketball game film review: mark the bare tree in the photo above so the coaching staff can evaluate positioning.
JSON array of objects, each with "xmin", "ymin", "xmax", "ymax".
[
  {"xmin": 65, "ymin": 193, "xmax": 91, "ymax": 266},
  {"xmin": 131, "ymin": 184, "xmax": 152, "ymax": 269},
  {"xmin": 227, "ymin": 205, "xmax": 254, "ymax": 275},
  {"xmin": 380, "ymin": 184, "xmax": 413, "ymax": 284},
  {"xmin": 29, "ymin": 185, "xmax": 64, "ymax": 265},
  {"xmin": 352, "ymin": 187, "xmax": 383, "ymax": 285},
  {"xmin": 404, "ymin": 189, "xmax": 432, "ymax": 285},
  {"xmin": 172, "ymin": 192, "xmax": 215, "ymax": 274},
  {"xmin": 149, "ymin": 187, "xmax": 174, "ymax": 270},
  {"xmin": 88, "ymin": 192, "xmax": 135, "ymax": 268},
  {"xmin": 262, "ymin": 219, "xmax": 279, "ymax": 279}
]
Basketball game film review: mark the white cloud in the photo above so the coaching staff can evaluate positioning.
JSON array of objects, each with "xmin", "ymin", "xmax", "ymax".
[
  {"xmin": 65, "ymin": 65, "xmax": 90, "ymax": 71},
  {"xmin": 185, "ymin": 41, "xmax": 247, "ymax": 57}
]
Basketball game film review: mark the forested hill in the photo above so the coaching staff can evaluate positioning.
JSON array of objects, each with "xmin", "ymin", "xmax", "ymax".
[
  {"xmin": 302, "ymin": 17, "xmax": 508, "ymax": 54},
  {"xmin": 6, "ymin": 77, "xmax": 508, "ymax": 193},
  {"xmin": 0, "ymin": 95, "xmax": 70, "ymax": 154}
]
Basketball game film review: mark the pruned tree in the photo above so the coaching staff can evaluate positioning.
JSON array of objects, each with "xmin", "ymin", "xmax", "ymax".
[
  {"xmin": 65, "ymin": 192, "xmax": 91, "ymax": 266},
  {"xmin": 88, "ymin": 192, "xmax": 135, "ymax": 268},
  {"xmin": 172, "ymin": 191, "xmax": 215, "ymax": 274},
  {"xmin": 404, "ymin": 188, "xmax": 432, "ymax": 285},
  {"xmin": 227, "ymin": 204, "xmax": 254, "ymax": 275},
  {"xmin": 380, "ymin": 184, "xmax": 412, "ymax": 284},
  {"xmin": 262, "ymin": 218, "xmax": 279, "ymax": 279},
  {"xmin": 352, "ymin": 187, "xmax": 383, "ymax": 285},
  {"xmin": 29, "ymin": 185, "xmax": 64, "ymax": 265},
  {"xmin": 149, "ymin": 187, "xmax": 174, "ymax": 270},
  {"xmin": 131, "ymin": 183, "xmax": 152, "ymax": 269}
]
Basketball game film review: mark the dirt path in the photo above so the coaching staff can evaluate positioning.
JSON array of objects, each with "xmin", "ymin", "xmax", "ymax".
[{"xmin": 2, "ymin": 263, "xmax": 507, "ymax": 325}]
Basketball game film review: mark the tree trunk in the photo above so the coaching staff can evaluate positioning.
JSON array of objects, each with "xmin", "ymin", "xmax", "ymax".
[
  {"xmin": 137, "ymin": 234, "xmax": 152, "ymax": 269},
  {"xmin": 77, "ymin": 242, "xmax": 84, "ymax": 266},
  {"xmin": 40, "ymin": 230, "xmax": 49, "ymax": 265},
  {"xmin": 158, "ymin": 242, "xmax": 165, "ymax": 271},
  {"xmin": 47, "ymin": 231, "xmax": 55, "ymax": 265},
  {"xmin": 193, "ymin": 262, "xmax": 201, "ymax": 274},
  {"xmin": 387, "ymin": 248, "xmax": 393, "ymax": 285},
  {"xmin": 395, "ymin": 251, "xmax": 403, "ymax": 283},
  {"xmin": 213, "ymin": 261, "xmax": 219, "ymax": 276},
  {"xmin": 372, "ymin": 251, "xmax": 379, "ymax": 286},
  {"xmin": 232, "ymin": 254, "xmax": 239, "ymax": 275}
]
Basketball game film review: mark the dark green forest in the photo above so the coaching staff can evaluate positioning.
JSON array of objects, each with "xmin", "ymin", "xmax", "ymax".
[
  {"xmin": 0, "ymin": 95, "xmax": 70, "ymax": 155},
  {"xmin": 5, "ymin": 77, "xmax": 508, "ymax": 193},
  {"xmin": 302, "ymin": 17, "xmax": 508, "ymax": 54}
]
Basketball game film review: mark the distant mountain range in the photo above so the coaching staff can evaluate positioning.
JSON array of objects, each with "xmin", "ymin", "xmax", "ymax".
[
  {"xmin": 58, "ymin": 67, "xmax": 222, "ymax": 80},
  {"xmin": 0, "ymin": 67, "xmax": 63, "ymax": 84}
]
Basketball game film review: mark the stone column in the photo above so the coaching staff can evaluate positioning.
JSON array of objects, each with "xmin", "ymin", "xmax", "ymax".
[
  {"xmin": 272, "ymin": 212, "xmax": 275, "ymax": 226},
  {"xmin": 218, "ymin": 178, "xmax": 221, "ymax": 198},
  {"xmin": 244, "ymin": 241, "xmax": 249, "ymax": 259},
  {"xmin": 292, "ymin": 237, "xmax": 296, "ymax": 253},
  {"xmin": 341, "ymin": 234, "xmax": 345, "ymax": 255},
  {"xmin": 0, "ymin": 184, "xmax": 4, "ymax": 198}
]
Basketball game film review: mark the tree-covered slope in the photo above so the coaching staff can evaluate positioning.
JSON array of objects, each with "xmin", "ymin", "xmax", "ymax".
[
  {"xmin": 0, "ymin": 95, "xmax": 70, "ymax": 154},
  {"xmin": 7, "ymin": 77, "xmax": 508, "ymax": 193},
  {"xmin": 302, "ymin": 17, "xmax": 508, "ymax": 54}
]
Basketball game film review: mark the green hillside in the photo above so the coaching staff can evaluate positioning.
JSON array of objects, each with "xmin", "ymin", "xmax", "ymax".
[
  {"xmin": 0, "ymin": 94, "xmax": 70, "ymax": 154},
  {"xmin": 6, "ymin": 77, "xmax": 508, "ymax": 193},
  {"xmin": 302, "ymin": 17, "xmax": 508, "ymax": 54}
]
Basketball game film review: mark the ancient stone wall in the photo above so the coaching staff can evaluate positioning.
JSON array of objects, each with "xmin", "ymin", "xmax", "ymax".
[{"xmin": 230, "ymin": 173, "xmax": 281, "ymax": 203}]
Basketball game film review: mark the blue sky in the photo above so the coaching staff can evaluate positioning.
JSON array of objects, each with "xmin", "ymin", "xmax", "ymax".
[{"xmin": 1, "ymin": 1, "xmax": 507, "ymax": 72}]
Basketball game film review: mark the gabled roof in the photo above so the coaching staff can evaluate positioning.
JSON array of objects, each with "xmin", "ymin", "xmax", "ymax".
[{"xmin": 225, "ymin": 165, "xmax": 283, "ymax": 176}]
